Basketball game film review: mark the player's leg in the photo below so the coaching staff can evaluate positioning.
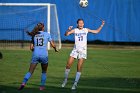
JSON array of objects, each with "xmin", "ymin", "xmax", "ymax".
[
  {"xmin": 40, "ymin": 63, "xmax": 48, "ymax": 90},
  {"xmin": 18, "ymin": 63, "xmax": 38, "ymax": 90},
  {"xmin": 39, "ymin": 56, "xmax": 48, "ymax": 90},
  {"xmin": 62, "ymin": 56, "xmax": 75, "ymax": 87},
  {"xmin": 23, "ymin": 63, "xmax": 38, "ymax": 83},
  {"xmin": 66, "ymin": 56, "xmax": 75, "ymax": 69},
  {"xmin": 72, "ymin": 58, "xmax": 84, "ymax": 90}
]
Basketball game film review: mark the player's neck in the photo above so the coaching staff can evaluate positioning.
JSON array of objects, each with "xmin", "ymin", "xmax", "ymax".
[
  {"xmin": 39, "ymin": 30, "xmax": 44, "ymax": 32},
  {"xmin": 78, "ymin": 28, "xmax": 83, "ymax": 30}
]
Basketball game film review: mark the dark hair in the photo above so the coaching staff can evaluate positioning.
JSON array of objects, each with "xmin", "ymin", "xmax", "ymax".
[
  {"xmin": 26, "ymin": 23, "xmax": 44, "ymax": 37},
  {"xmin": 77, "ymin": 19, "xmax": 84, "ymax": 24},
  {"xmin": 37, "ymin": 23, "xmax": 44, "ymax": 31}
]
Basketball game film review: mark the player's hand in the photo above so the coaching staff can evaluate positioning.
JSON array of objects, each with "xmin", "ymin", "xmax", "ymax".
[
  {"xmin": 31, "ymin": 48, "xmax": 34, "ymax": 51},
  {"xmin": 102, "ymin": 20, "xmax": 105, "ymax": 26},
  {"xmin": 55, "ymin": 48, "xmax": 59, "ymax": 52},
  {"xmin": 68, "ymin": 26, "xmax": 73, "ymax": 31},
  {"xmin": 30, "ymin": 44, "xmax": 34, "ymax": 52},
  {"xmin": 53, "ymin": 46, "xmax": 58, "ymax": 52}
]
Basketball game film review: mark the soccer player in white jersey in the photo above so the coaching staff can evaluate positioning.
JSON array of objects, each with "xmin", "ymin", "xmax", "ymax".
[{"xmin": 61, "ymin": 19, "xmax": 105, "ymax": 90}]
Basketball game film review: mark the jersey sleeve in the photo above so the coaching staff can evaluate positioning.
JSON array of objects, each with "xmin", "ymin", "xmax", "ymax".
[{"xmin": 85, "ymin": 28, "xmax": 89, "ymax": 34}]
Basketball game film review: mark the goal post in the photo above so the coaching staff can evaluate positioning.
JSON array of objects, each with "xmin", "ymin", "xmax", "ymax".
[{"xmin": 0, "ymin": 3, "xmax": 61, "ymax": 49}]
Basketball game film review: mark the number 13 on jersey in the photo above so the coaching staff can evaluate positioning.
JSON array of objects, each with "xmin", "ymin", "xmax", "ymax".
[{"xmin": 36, "ymin": 38, "xmax": 44, "ymax": 46}]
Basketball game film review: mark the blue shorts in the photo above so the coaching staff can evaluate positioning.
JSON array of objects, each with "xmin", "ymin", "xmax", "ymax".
[{"xmin": 31, "ymin": 56, "xmax": 48, "ymax": 64}]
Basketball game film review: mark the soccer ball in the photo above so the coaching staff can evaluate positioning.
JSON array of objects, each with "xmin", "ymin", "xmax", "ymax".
[{"xmin": 79, "ymin": 0, "xmax": 88, "ymax": 8}]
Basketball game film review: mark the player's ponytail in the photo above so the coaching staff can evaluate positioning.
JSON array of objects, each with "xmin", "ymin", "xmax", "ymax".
[
  {"xmin": 26, "ymin": 26, "xmax": 39, "ymax": 37},
  {"xmin": 26, "ymin": 23, "xmax": 44, "ymax": 37}
]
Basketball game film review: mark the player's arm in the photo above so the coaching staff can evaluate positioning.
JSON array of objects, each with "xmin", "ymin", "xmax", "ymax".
[
  {"xmin": 30, "ymin": 43, "xmax": 34, "ymax": 51},
  {"xmin": 88, "ymin": 20, "xmax": 105, "ymax": 34},
  {"xmin": 65, "ymin": 26, "xmax": 75, "ymax": 36},
  {"xmin": 50, "ymin": 40, "xmax": 58, "ymax": 52},
  {"xmin": 30, "ymin": 37, "xmax": 34, "ymax": 51}
]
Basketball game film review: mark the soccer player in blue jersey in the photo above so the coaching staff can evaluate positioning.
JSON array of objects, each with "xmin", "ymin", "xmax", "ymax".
[{"xmin": 18, "ymin": 23, "xmax": 58, "ymax": 91}]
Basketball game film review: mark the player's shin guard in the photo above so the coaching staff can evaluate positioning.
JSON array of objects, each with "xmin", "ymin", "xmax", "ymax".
[
  {"xmin": 74, "ymin": 72, "xmax": 81, "ymax": 84},
  {"xmin": 22, "ymin": 72, "xmax": 32, "ymax": 84},
  {"xmin": 41, "ymin": 73, "xmax": 47, "ymax": 86},
  {"xmin": 62, "ymin": 68, "xmax": 70, "ymax": 87},
  {"xmin": 72, "ymin": 72, "xmax": 81, "ymax": 90},
  {"xmin": 64, "ymin": 68, "xmax": 70, "ymax": 80}
]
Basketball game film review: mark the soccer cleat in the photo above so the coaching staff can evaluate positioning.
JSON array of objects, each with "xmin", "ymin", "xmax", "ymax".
[
  {"xmin": 18, "ymin": 83, "xmax": 25, "ymax": 90},
  {"xmin": 71, "ymin": 82, "xmax": 77, "ymax": 90},
  {"xmin": 39, "ymin": 86, "xmax": 45, "ymax": 91},
  {"xmin": 61, "ymin": 79, "xmax": 67, "ymax": 88}
]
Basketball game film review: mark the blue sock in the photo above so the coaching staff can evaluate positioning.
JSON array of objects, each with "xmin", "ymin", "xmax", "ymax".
[
  {"xmin": 22, "ymin": 72, "xmax": 32, "ymax": 84},
  {"xmin": 41, "ymin": 73, "xmax": 47, "ymax": 86}
]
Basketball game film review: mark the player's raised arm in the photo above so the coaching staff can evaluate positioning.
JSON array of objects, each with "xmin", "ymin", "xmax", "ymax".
[
  {"xmin": 65, "ymin": 26, "xmax": 75, "ymax": 36},
  {"xmin": 88, "ymin": 20, "xmax": 105, "ymax": 34}
]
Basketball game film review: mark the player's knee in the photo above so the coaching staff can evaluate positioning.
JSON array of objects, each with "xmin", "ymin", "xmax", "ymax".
[
  {"xmin": 66, "ymin": 64, "xmax": 71, "ymax": 69},
  {"xmin": 77, "ymin": 67, "xmax": 82, "ymax": 72}
]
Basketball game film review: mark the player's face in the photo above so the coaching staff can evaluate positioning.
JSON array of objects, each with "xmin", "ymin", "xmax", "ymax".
[{"xmin": 77, "ymin": 20, "xmax": 84, "ymax": 29}]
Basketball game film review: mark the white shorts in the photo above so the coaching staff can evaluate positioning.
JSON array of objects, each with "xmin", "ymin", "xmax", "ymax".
[{"xmin": 70, "ymin": 48, "xmax": 87, "ymax": 59}]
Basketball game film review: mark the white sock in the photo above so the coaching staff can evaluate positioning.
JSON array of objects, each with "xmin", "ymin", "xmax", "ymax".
[
  {"xmin": 64, "ymin": 68, "xmax": 70, "ymax": 80},
  {"xmin": 74, "ymin": 72, "xmax": 81, "ymax": 84}
]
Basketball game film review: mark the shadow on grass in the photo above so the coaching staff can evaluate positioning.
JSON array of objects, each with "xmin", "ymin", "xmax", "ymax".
[
  {"xmin": 0, "ymin": 85, "xmax": 71, "ymax": 93},
  {"xmin": 0, "ymin": 77, "xmax": 140, "ymax": 93}
]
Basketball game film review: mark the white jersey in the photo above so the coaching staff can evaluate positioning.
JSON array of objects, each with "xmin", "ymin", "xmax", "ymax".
[
  {"xmin": 70, "ymin": 28, "xmax": 88, "ymax": 59},
  {"xmin": 74, "ymin": 28, "xmax": 88, "ymax": 50}
]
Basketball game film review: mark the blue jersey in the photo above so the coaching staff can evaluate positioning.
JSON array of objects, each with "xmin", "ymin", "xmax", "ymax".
[{"xmin": 31, "ymin": 31, "xmax": 52, "ymax": 57}]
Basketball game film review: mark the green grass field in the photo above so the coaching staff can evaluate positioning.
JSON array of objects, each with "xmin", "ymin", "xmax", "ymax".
[{"xmin": 0, "ymin": 48, "xmax": 140, "ymax": 93}]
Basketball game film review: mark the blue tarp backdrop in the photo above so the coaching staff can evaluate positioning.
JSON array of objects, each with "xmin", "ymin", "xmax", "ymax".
[{"xmin": 0, "ymin": 0, "xmax": 140, "ymax": 42}]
